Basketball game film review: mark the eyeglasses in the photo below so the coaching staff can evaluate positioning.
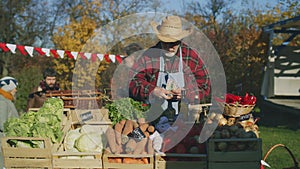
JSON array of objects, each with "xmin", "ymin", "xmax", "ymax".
[{"xmin": 161, "ymin": 41, "xmax": 181, "ymax": 47}]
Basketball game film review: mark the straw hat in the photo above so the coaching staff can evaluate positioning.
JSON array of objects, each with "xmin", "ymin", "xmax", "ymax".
[{"xmin": 151, "ymin": 16, "xmax": 193, "ymax": 42}]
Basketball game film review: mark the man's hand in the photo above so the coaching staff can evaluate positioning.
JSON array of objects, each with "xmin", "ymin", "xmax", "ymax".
[
  {"xmin": 153, "ymin": 87, "xmax": 174, "ymax": 100},
  {"xmin": 171, "ymin": 88, "xmax": 182, "ymax": 100}
]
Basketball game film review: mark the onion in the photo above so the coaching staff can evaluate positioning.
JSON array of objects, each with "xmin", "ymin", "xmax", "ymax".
[{"xmin": 218, "ymin": 118, "xmax": 227, "ymax": 126}]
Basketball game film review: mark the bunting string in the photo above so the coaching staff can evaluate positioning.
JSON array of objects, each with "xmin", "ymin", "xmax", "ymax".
[{"xmin": 0, "ymin": 42, "xmax": 125, "ymax": 63}]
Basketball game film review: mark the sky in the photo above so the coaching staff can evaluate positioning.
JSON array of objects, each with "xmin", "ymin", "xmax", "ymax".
[{"xmin": 165, "ymin": 0, "xmax": 279, "ymax": 14}]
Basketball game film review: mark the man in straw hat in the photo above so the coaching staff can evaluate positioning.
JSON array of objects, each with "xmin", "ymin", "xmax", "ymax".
[{"xmin": 129, "ymin": 15, "xmax": 210, "ymax": 120}]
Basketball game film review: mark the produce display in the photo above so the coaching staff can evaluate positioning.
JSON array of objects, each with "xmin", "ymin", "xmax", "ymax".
[
  {"xmin": 4, "ymin": 98, "xmax": 65, "ymax": 147},
  {"xmin": 1, "ymin": 90, "xmax": 262, "ymax": 168},
  {"xmin": 210, "ymin": 93, "xmax": 260, "ymax": 152},
  {"xmin": 216, "ymin": 93, "xmax": 256, "ymax": 117},
  {"xmin": 165, "ymin": 123, "xmax": 206, "ymax": 155},
  {"xmin": 63, "ymin": 124, "xmax": 108, "ymax": 154},
  {"xmin": 104, "ymin": 118, "xmax": 155, "ymax": 164},
  {"xmin": 105, "ymin": 97, "xmax": 149, "ymax": 125}
]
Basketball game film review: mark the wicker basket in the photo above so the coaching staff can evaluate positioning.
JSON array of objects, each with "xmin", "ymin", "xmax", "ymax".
[
  {"xmin": 218, "ymin": 102, "xmax": 254, "ymax": 117},
  {"xmin": 263, "ymin": 144, "xmax": 299, "ymax": 169}
]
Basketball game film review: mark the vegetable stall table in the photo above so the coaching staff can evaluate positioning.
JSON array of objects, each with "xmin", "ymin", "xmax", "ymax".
[{"xmin": 45, "ymin": 90, "xmax": 108, "ymax": 109}]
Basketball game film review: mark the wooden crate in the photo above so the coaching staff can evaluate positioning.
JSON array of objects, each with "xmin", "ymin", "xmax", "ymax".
[
  {"xmin": 69, "ymin": 108, "xmax": 110, "ymax": 125},
  {"xmin": 1, "ymin": 110, "xmax": 72, "ymax": 169},
  {"xmin": 155, "ymin": 153, "xmax": 207, "ymax": 169},
  {"xmin": 52, "ymin": 145, "xmax": 103, "ymax": 169},
  {"xmin": 208, "ymin": 161, "xmax": 260, "ymax": 169},
  {"xmin": 207, "ymin": 138, "xmax": 262, "ymax": 169},
  {"xmin": 52, "ymin": 120, "xmax": 110, "ymax": 168},
  {"xmin": 1, "ymin": 137, "xmax": 52, "ymax": 169},
  {"xmin": 46, "ymin": 90, "xmax": 104, "ymax": 109},
  {"xmin": 102, "ymin": 152, "xmax": 154, "ymax": 169}
]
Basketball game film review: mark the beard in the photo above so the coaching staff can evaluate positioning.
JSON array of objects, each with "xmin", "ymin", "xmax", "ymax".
[{"xmin": 165, "ymin": 51, "xmax": 177, "ymax": 57}]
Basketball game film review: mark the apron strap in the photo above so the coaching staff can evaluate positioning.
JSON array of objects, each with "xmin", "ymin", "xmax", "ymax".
[{"xmin": 179, "ymin": 46, "xmax": 183, "ymax": 73}]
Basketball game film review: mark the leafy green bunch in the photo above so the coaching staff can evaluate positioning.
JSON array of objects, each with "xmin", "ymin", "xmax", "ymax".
[
  {"xmin": 105, "ymin": 97, "xmax": 150, "ymax": 125},
  {"xmin": 4, "ymin": 98, "xmax": 65, "ymax": 147}
]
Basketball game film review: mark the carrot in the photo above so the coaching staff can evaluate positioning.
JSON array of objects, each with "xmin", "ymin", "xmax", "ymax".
[
  {"xmin": 125, "ymin": 138, "xmax": 137, "ymax": 154},
  {"xmin": 133, "ymin": 138, "xmax": 147, "ymax": 154},
  {"xmin": 142, "ymin": 157, "xmax": 149, "ymax": 164},
  {"xmin": 115, "ymin": 144, "xmax": 123, "ymax": 154},
  {"xmin": 114, "ymin": 120, "xmax": 125, "ymax": 145},
  {"xmin": 122, "ymin": 120, "xmax": 134, "ymax": 136},
  {"xmin": 137, "ymin": 117, "xmax": 146, "ymax": 124},
  {"xmin": 108, "ymin": 158, "xmax": 116, "ymax": 163},
  {"xmin": 121, "ymin": 135, "xmax": 129, "ymax": 145},
  {"xmin": 123, "ymin": 157, "xmax": 138, "ymax": 164},
  {"xmin": 115, "ymin": 157, "xmax": 122, "ymax": 163},
  {"xmin": 139, "ymin": 123, "xmax": 149, "ymax": 132},
  {"xmin": 136, "ymin": 158, "xmax": 146, "ymax": 164},
  {"xmin": 147, "ymin": 125, "xmax": 155, "ymax": 133},
  {"xmin": 144, "ymin": 131, "xmax": 150, "ymax": 138},
  {"xmin": 119, "ymin": 119, "xmax": 126, "ymax": 126},
  {"xmin": 132, "ymin": 120, "xmax": 139, "ymax": 129},
  {"xmin": 106, "ymin": 126, "xmax": 118, "ymax": 153},
  {"xmin": 147, "ymin": 138, "xmax": 154, "ymax": 154}
]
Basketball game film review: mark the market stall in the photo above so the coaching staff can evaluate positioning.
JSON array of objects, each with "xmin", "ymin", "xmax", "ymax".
[{"xmin": 1, "ymin": 93, "xmax": 265, "ymax": 169}]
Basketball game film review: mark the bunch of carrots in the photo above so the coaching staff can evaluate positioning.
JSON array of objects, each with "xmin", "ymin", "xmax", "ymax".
[{"xmin": 105, "ymin": 118, "xmax": 155, "ymax": 164}]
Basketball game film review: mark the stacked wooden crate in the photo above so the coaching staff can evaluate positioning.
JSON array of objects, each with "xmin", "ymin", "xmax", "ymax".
[{"xmin": 207, "ymin": 138, "xmax": 262, "ymax": 169}]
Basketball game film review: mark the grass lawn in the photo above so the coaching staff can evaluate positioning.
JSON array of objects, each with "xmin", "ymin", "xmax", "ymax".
[{"xmin": 260, "ymin": 125, "xmax": 300, "ymax": 169}]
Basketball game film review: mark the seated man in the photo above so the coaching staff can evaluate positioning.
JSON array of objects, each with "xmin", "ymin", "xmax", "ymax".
[{"xmin": 27, "ymin": 68, "xmax": 60, "ymax": 110}]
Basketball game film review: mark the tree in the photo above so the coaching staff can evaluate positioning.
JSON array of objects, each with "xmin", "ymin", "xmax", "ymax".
[
  {"xmin": 52, "ymin": 0, "xmax": 158, "ymax": 92},
  {"xmin": 184, "ymin": 0, "xmax": 299, "ymax": 96},
  {"xmin": 0, "ymin": 0, "xmax": 69, "ymax": 111}
]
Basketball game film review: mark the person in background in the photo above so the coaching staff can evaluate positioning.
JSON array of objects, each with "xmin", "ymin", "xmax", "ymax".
[
  {"xmin": 111, "ymin": 43, "xmax": 143, "ymax": 99},
  {"xmin": 0, "ymin": 76, "xmax": 19, "ymax": 168},
  {"xmin": 129, "ymin": 15, "xmax": 210, "ymax": 117},
  {"xmin": 27, "ymin": 68, "xmax": 60, "ymax": 110}
]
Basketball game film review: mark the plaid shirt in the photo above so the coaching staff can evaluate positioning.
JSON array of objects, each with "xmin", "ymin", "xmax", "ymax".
[{"xmin": 129, "ymin": 42, "xmax": 210, "ymax": 103}]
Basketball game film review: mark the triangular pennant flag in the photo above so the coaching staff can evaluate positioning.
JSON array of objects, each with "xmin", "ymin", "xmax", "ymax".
[
  {"xmin": 115, "ymin": 55, "xmax": 123, "ymax": 63},
  {"xmin": 42, "ymin": 48, "xmax": 50, "ymax": 57},
  {"xmin": 85, "ymin": 53, "xmax": 91, "ymax": 59},
  {"xmin": 6, "ymin": 43, "xmax": 17, "ymax": 53},
  {"xmin": 71, "ymin": 51, "xmax": 78, "ymax": 60},
  {"xmin": 104, "ymin": 54, "xmax": 110, "ymax": 63},
  {"xmin": 57, "ymin": 50, "xmax": 65, "ymax": 58},
  {"xmin": 50, "ymin": 49, "xmax": 59, "ymax": 58},
  {"xmin": 109, "ymin": 54, "xmax": 116, "ymax": 63},
  {"xmin": 35, "ymin": 47, "xmax": 46, "ymax": 56},
  {"xmin": 79, "ymin": 52, "xmax": 87, "ymax": 60},
  {"xmin": 91, "ymin": 53, "xmax": 97, "ymax": 62},
  {"xmin": 65, "ymin": 51, "xmax": 73, "ymax": 59},
  {"xmin": 97, "ymin": 54, "xmax": 104, "ymax": 61},
  {"xmin": 0, "ymin": 42, "xmax": 10, "ymax": 52},
  {"xmin": 16, "ymin": 45, "xmax": 27, "ymax": 55},
  {"xmin": 25, "ymin": 46, "xmax": 34, "ymax": 57}
]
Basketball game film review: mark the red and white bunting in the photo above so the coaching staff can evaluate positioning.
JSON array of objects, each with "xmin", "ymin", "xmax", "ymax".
[{"xmin": 0, "ymin": 42, "xmax": 125, "ymax": 63}]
